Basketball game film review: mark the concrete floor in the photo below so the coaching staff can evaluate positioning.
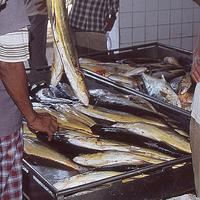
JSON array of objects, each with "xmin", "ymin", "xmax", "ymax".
[{"xmin": 168, "ymin": 194, "xmax": 200, "ymax": 200}]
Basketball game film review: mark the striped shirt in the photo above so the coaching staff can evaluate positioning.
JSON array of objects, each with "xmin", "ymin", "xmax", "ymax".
[{"xmin": 69, "ymin": 0, "xmax": 119, "ymax": 33}]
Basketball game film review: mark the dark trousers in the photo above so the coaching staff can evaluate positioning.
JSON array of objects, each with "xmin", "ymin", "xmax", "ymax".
[{"xmin": 28, "ymin": 14, "xmax": 48, "ymax": 69}]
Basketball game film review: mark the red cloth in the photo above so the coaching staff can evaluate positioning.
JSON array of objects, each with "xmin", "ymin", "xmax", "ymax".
[{"xmin": 0, "ymin": 130, "xmax": 23, "ymax": 200}]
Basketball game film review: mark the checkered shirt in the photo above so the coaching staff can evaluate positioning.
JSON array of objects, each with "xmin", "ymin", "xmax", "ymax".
[
  {"xmin": 69, "ymin": 0, "xmax": 119, "ymax": 33},
  {"xmin": 0, "ymin": 131, "xmax": 23, "ymax": 200}
]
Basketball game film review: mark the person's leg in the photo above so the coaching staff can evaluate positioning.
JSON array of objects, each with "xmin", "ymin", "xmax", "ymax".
[
  {"xmin": 28, "ymin": 14, "xmax": 48, "ymax": 69},
  {"xmin": 73, "ymin": 31, "xmax": 107, "ymax": 56},
  {"xmin": 0, "ymin": 131, "xmax": 23, "ymax": 200},
  {"xmin": 190, "ymin": 117, "xmax": 200, "ymax": 197}
]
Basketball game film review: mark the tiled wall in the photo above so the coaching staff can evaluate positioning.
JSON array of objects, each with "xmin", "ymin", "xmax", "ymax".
[{"xmin": 111, "ymin": 0, "xmax": 200, "ymax": 51}]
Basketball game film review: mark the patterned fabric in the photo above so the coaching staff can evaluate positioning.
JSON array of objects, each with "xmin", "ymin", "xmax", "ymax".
[
  {"xmin": 0, "ymin": 27, "xmax": 29, "ymax": 62},
  {"xmin": 69, "ymin": 0, "xmax": 119, "ymax": 33},
  {"xmin": 0, "ymin": 131, "xmax": 23, "ymax": 200}
]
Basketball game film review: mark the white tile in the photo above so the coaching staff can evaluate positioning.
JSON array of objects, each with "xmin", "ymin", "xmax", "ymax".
[
  {"xmin": 170, "ymin": 38, "xmax": 181, "ymax": 48},
  {"xmin": 158, "ymin": 10, "xmax": 170, "ymax": 25},
  {"xmin": 132, "ymin": 12, "xmax": 146, "ymax": 27},
  {"xmin": 170, "ymin": 0, "xmax": 182, "ymax": 9},
  {"xmin": 194, "ymin": 8, "xmax": 200, "ymax": 22},
  {"xmin": 182, "ymin": 23, "xmax": 193, "ymax": 37},
  {"xmin": 133, "ymin": 27, "xmax": 145, "ymax": 42},
  {"xmin": 146, "ymin": 26, "xmax": 158, "ymax": 41},
  {"xmin": 120, "ymin": 0, "xmax": 133, "ymax": 12},
  {"xmin": 158, "ymin": 0, "xmax": 171, "ymax": 10},
  {"xmin": 146, "ymin": 0, "xmax": 158, "ymax": 11},
  {"xmin": 158, "ymin": 39, "xmax": 170, "ymax": 45},
  {"xmin": 120, "ymin": 28, "xmax": 133, "ymax": 43},
  {"xmin": 170, "ymin": 10, "xmax": 182, "ymax": 24},
  {"xmin": 182, "ymin": 9, "xmax": 194, "ymax": 23},
  {"xmin": 170, "ymin": 24, "xmax": 182, "ymax": 38},
  {"xmin": 119, "ymin": 12, "xmax": 132, "ymax": 28},
  {"xmin": 158, "ymin": 25, "xmax": 170, "ymax": 39},
  {"xmin": 146, "ymin": 11, "xmax": 158, "ymax": 26},
  {"xmin": 193, "ymin": 22, "xmax": 200, "ymax": 36},
  {"xmin": 182, "ymin": 0, "xmax": 194, "ymax": 8},
  {"xmin": 133, "ymin": 0, "xmax": 146, "ymax": 12},
  {"xmin": 181, "ymin": 37, "xmax": 193, "ymax": 51}
]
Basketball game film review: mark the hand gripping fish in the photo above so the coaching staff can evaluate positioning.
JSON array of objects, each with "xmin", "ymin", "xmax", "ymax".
[{"xmin": 47, "ymin": 0, "xmax": 89, "ymax": 106}]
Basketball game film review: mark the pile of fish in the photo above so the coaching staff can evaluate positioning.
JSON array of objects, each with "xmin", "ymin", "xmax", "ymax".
[
  {"xmin": 23, "ymin": 81, "xmax": 191, "ymax": 191},
  {"xmin": 27, "ymin": 1, "xmax": 192, "ymax": 192},
  {"xmin": 79, "ymin": 56, "xmax": 194, "ymax": 111}
]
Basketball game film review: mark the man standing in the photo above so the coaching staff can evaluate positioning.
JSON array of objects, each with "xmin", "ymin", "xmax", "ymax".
[
  {"xmin": 25, "ymin": 0, "xmax": 48, "ymax": 70},
  {"xmin": 190, "ymin": 32, "xmax": 200, "ymax": 198},
  {"xmin": 69, "ymin": 0, "xmax": 119, "ymax": 56},
  {"xmin": 0, "ymin": 1, "xmax": 58, "ymax": 199}
]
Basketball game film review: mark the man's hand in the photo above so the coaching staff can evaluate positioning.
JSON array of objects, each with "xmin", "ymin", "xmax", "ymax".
[
  {"xmin": 27, "ymin": 112, "xmax": 58, "ymax": 141},
  {"xmin": 104, "ymin": 16, "xmax": 116, "ymax": 32}
]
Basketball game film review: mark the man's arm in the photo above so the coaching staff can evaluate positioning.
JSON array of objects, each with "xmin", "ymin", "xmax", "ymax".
[
  {"xmin": 104, "ymin": 0, "xmax": 119, "ymax": 32},
  {"xmin": 0, "ymin": 61, "xmax": 58, "ymax": 140},
  {"xmin": 191, "ymin": 33, "xmax": 200, "ymax": 83}
]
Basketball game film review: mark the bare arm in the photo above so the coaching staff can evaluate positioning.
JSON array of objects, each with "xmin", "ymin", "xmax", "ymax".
[{"xmin": 0, "ymin": 61, "xmax": 58, "ymax": 140}]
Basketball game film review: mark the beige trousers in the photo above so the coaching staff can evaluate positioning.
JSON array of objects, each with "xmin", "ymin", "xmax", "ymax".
[
  {"xmin": 73, "ymin": 31, "xmax": 107, "ymax": 56},
  {"xmin": 190, "ymin": 117, "xmax": 200, "ymax": 197}
]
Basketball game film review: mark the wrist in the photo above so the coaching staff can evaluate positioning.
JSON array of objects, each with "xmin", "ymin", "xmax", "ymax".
[{"xmin": 25, "ymin": 111, "xmax": 38, "ymax": 125}]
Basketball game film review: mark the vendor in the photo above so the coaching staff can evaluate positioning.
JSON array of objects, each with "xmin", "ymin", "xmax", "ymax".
[
  {"xmin": 0, "ymin": 1, "xmax": 58, "ymax": 199},
  {"xmin": 69, "ymin": 0, "xmax": 119, "ymax": 56}
]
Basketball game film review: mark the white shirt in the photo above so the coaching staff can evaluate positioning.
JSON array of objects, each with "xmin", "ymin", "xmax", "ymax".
[
  {"xmin": 191, "ymin": 83, "xmax": 200, "ymax": 124},
  {"xmin": 25, "ymin": 0, "xmax": 47, "ymax": 16}
]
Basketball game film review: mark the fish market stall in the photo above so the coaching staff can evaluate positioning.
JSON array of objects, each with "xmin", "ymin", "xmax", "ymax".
[
  {"xmin": 22, "ymin": 2, "xmax": 194, "ymax": 199},
  {"xmin": 23, "ymin": 71, "xmax": 194, "ymax": 200}
]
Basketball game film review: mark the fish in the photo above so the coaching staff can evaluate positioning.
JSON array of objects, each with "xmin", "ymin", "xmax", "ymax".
[
  {"xmin": 47, "ymin": 0, "xmax": 89, "ymax": 106},
  {"xmin": 177, "ymin": 73, "xmax": 192, "ymax": 95},
  {"xmin": 174, "ymin": 129, "xmax": 189, "ymax": 138},
  {"xmin": 112, "ymin": 122, "xmax": 191, "ymax": 154},
  {"xmin": 57, "ymin": 130, "xmax": 99, "ymax": 139},
  {"xmin": 54, "ymin": 104, "xmax": 96, "ymax": 127},
  {"xmin": 79, "ymin": 58, "xmax": 134, "ymax": 75},
  {"xmin": 33, "ymin": 106, "xmax": 93, "ymax": 134},
  {"xmin": 64, "ymin": 132, "xmax": 174, "ymax": 161},
  {"xmin": 35, "ymin": 87, "xmax": 73, "ymax": 104},
  {"xmin": 163, "ymin": 57, "xmax": 180, "ymax": 66},
  {"xmin": 142, "ymin": 73, "xmax": 181, "ymax": 107},
  {"xmin": 73, "ymin": 104, "xmax": 167, "ymax": 127},
  {"xmin": 170, "ymin": 76, "xmax": 184, "ymax": 92},
  {"xmin": 56, "ymin": 83, "xmax": 77, "ymax": 100},
  {"xmin": 124, "ymin": 67, "xmax": 148, "ymax": 77},
  {"xmin": 66, "ymin": 136, "xmax": 133, "ymax": 152},
  {"xmin": 22, "ymin": 122, "xmax": 37, "ymax": 139},
  {"xmin": 89, "ymin": 89, "xmax": 160, "ymax": 117},
  {"xmin": 107, "ymin": 74, "xmax": 141, "ymax": 89},
  {"xmin": 24, "ymin": 137, "xmax": 82, "ymax": 171},
  {"xmin": 53, "ymin": 171, "xmax": 122, "ymax": 190},
  {"xmin": 91, "ymin": 125, "xmax": 178, "ymax": 159},
  {"xmin": 73, "ymin": 151, "xmax": 163, "ymax": 168}
]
